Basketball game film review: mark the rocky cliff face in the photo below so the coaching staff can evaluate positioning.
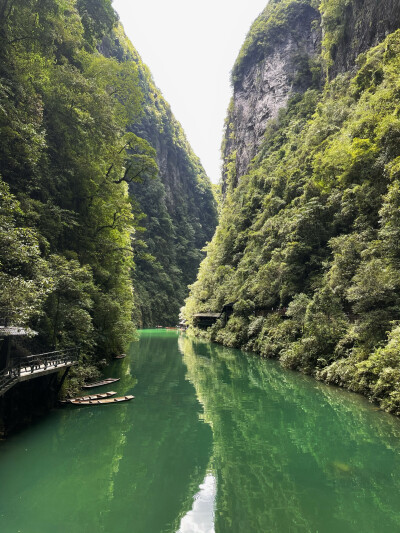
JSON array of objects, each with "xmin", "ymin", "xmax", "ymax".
[
  {"xmin": 130, "ymin": 87, "xmax": 216, "ymax": 252},
  {"xmin": 326, "ymin": 0, "xmax": 400, "ymax": 77},
  {"xmin": 223, "ymin": 0, "xmax": 400, "ymax": 189},
  {"xmin": 223, "ymin": 2, "xmax": 321, "ymax": 186}
]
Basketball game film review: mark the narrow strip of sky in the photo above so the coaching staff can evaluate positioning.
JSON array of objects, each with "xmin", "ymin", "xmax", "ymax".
[{"xmin": 112, "ymin": 0, "xmax": 268, "ymax": 184}]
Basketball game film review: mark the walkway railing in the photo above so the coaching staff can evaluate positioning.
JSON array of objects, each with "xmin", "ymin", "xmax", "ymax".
[
  {"xmin": 0, "ymin": 368, "xmax": 19, "ymax": 396},
  {"xmin": 0, "ymin": 347, "xmax": 79, "ymax": 397}
]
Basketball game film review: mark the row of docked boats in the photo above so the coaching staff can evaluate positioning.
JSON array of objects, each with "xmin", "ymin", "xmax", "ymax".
[
  {"xmin": 66, "ymin": 392, "xmax": 134, "ymax": 405},
  {"xmin": 62, "ymin": 374, "xmax": 134, "ymax": 405}
]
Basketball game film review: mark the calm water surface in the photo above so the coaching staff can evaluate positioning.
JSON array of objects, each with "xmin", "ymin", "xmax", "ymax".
[{"xmin": 1, "ymin": 330, "xmax": 400, "ymax": 532}]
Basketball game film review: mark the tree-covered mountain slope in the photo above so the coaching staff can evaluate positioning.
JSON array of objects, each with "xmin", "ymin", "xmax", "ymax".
[
  {"xmin": 100, "ymin": 27, "xmax": 218, "ymax": 328},
  {"xmin": 0, "ymin": 0, "xmax": 140, "ymax": 363},
  {"xmin": 0, "ymin": 0, "xmax": 216, "ymax": 375},
  {"xmin": 184, "ymin": 0, "xmax": 400, "ymax": 414}
]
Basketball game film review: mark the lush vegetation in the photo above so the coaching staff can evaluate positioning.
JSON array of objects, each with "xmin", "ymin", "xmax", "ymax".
[
  {"xmin": 100, "ymin": 27, "xmax": 217, "ymax": 327},
  {"xmin": 184, "ymin": 0, "xmax": 400, "ymax": 415},
  {"xmin": 0, "ymin": 0, "xmax": 215, "ymax": 392},
  {"xmin": 0, "ymin": 0, "xmax": 142, "ymax": 362},
  {"xmin": 319, "ymin": 0, "xmax": 352, "ymax": 67}
]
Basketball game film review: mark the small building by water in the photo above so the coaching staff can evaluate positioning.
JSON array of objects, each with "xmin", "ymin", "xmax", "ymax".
[{"xmin": 193, "ymin": 303, "xmax": 235, "ymax": 329}]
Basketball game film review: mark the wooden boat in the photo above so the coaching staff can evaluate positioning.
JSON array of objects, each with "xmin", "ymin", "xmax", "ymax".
[
  {"xmin": 82, "ymin": 377, "xmax": 120, "ymax": 389},
  {"xmin": 60, "ymin": 391, "xmax": 117, "ymax": 404},
  {"xmin": 70, "ymin": 395, "xmax": 135, "ymax": 405},
  {"xmin": 113, "ymin": 354, "xmax": 126, "ymax": 360}
]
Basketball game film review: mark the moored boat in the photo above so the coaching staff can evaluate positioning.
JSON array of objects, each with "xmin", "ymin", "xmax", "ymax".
[
  {"xmin": 113, "ymin": 354, "xmax": 126, "ymax": 359},
  {"xmin": 70, "ymin": 395, "xmax": 135, "ymax": 405},
  {"xmin": 60, "ymin": 391, "xmax": 117, "ymax": 403},
  {"xmin": 82, "ymin": 377, "xmax": 120, "ymax": 389}
]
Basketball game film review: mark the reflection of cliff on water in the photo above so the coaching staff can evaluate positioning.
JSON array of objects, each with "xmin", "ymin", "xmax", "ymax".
[
  {"xmin": 179, "ymin": 335, "xmax": 400, "ymax": 533},
  {"xmin": 101, "ymin": 331, "xmax": 213, "ymax": 533},
  {"xmin": 0, "ymin": 331, "xmax": 213, "ymax": 533}
]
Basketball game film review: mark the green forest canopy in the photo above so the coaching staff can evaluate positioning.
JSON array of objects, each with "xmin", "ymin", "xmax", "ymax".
[{"xmin": 0, "ymin": 0, "xmax": 216, "ymax": 392}]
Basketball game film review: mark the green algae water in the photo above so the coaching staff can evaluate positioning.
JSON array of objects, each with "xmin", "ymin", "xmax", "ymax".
[{"xmin": 1, "ymin": 330, "xmax": 400, "ymax": 533}]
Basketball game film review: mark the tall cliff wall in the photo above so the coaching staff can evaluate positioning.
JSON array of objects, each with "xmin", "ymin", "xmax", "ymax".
[
  {"xmin": 185, "ymin": 0, "xmax": 400, "ymax": 415},
  {"xmin": 223, "ymin": 1, "xmax": 321, "ymax": 185},
  {"xmin": 323, "ymin": 0, "xmax": 400, "ymax": 77},
  {"xmin": 101, "ymin": 27, "xmax": 218, "ymax": 327},
  {"xmin": 0, "ymin": 0, "xmax": 217, "ymax": 435},
  {"xmin": 223, "ymin": 0, "xmax": 400, "ymax": 189}
]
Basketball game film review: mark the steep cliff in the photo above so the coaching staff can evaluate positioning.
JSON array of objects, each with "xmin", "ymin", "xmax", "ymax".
[
  {"xmin": 321, "ymin": 0, "xmax": 400, "ymax": 77},
  {"xmin": 223, "ymin": 0, "xmax": 321, "ymax": 185},
  {"xmin": 185, "ymin": 0, "xmax": 400, "ymax": 414},
  {"xmin": 223, "ymin": 0, "xmax": 400, "ymax": 189},
  {"xmin": 101, "ymin": 28, "xmax": 218, "ymax": 327},
  {"xmin": 0, "ymin": 0, "xmax": 142, "ymax": 435},
  {"xmin": 0, "ymin": 0, "xmax": 216, "ymax": 434}
]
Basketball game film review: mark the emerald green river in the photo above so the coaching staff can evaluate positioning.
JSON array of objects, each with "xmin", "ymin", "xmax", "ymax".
[{"xmin": 1, "ymin": 329, "xmax": 400, "ymax": 532}]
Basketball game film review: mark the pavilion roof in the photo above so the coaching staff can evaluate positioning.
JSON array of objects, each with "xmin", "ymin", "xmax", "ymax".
[{"xmin": 0, "ymin": 326, "xmax": 37, "ymax": 337}]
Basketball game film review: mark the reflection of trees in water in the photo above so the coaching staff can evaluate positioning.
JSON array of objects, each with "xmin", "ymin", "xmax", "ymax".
[
  {"xmin": 0, "ymin": 333, "xmax": 213, "ymax": 533},
  {"xmin": 97, "ymin": 332, "xmax": 213, "ymax": 533},
  {"xmin": 179, "ymin": 335, "xmax": 400, "ymax": 533},
  {"xmin": 0, "ymin": 387, "xmax": 132, "ymax": 532}
]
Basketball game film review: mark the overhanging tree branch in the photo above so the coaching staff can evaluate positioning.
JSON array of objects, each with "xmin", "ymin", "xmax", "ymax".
[
  {"xmin": 95, "ymin": 211, "xmax": 122, "ymax": 235},
  {"xmin": 113, "ymin": 163, "xmax": 149, "ymax": 184}
]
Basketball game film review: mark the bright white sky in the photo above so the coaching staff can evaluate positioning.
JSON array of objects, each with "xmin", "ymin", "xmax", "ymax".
[{"xmin": 112, "ymin": 0, "xmax": 268, "ymax": 183}]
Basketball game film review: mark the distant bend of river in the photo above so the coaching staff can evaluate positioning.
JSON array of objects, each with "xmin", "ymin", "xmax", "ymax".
[{"xmin": 1, "ymin": 329, "xmax": 400, "ymax": 533}]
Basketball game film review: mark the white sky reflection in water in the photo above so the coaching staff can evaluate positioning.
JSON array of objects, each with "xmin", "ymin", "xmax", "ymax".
[{"xmin": 177, "ymin": 473, "xmax": 216, "ymax": 533}]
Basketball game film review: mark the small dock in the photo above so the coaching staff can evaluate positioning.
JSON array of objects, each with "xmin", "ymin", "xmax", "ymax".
[
  {"xmin": 0, "ymin": 310, "xmax": 79, "ymax": 397},
  {"xmin": 0, "ymin": 348, "xmax": 79, "ymax": 397}
]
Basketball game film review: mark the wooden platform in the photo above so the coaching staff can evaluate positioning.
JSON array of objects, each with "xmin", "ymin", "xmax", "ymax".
[
  {"xmin": 18, "ymin": 361, "xmax": 77, "ymax": 382},
  {"xmin": 0, "ymin": 351, "xmax": 78, "ymax": 397}
]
